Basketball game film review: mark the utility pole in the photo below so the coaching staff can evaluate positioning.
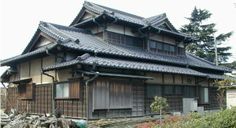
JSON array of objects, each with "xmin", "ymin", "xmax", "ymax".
[{"xmin": 214, "ymin": 36, "xmax": 218, "ymax": 66}]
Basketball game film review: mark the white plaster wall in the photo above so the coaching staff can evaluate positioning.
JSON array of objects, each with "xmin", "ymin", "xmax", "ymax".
[{"xmin": 226, "ymin": 89, "xmax": 236, "ymax": 109}]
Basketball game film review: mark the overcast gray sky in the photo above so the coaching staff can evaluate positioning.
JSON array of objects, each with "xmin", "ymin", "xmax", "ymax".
[{"xmin": 0, "ymin": 0, "xmax": 236, "ymax": 76}]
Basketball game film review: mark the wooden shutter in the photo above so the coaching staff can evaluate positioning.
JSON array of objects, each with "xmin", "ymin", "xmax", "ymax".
[
  {"xmin": 93, "ymin": 80, "xmax": 109, "ymax": 110},
  {"xmin": 25, "ymin": 83, "xmax": 33, "ymax": 99},
  {"xmin": 69, "ymin": 79, "xmax": 80, "ymax": 99},
  {"xmin": 109, "ymin": 80, "xmax": 132, "ymax": 109}
]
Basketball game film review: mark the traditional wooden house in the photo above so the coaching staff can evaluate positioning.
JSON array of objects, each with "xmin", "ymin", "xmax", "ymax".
[{"xmin": 0, "ymin": 2, "xmax": 231, "ymax": 119}]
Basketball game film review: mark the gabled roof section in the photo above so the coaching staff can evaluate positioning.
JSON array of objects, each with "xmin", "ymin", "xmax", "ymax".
[
  {"xmin": 22, "ymin": 21, "xmax": 89, "ymax": 54},
  {"xmin": 70, "ymin": 1, "xmax": 145, "ymax": 26},
  {"xmin": 145, "ymin": 13, "xmax": 179, "ymax": 33},
  {"xmin": 70, "ymin": 1, "xmax": 193, "ymax": 41}
]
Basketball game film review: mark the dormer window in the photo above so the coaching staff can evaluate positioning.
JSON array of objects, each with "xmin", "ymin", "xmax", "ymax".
[
  {"xmin": 107, "ymin": 31, "xmax": 144, "ymax": 49},
  {"xmin": 149, "ymin": 40, "xmax": 176, "ymax": 55}
]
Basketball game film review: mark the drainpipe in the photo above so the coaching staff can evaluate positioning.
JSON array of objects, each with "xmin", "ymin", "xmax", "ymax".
[
  {"xmin": 42, "ymin": 71, "xmax": 55, "ymax": 114},
  {"xmin": 84, "ymin": 72, "xmax": 99, "ymax": 121},
  {"xmin": 44, "ymin": 47, "xmax": 56, "ymax": 114}
]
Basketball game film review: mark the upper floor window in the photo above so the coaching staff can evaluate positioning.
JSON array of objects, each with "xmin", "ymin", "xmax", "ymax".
[
  {"xmin": 107, "ymin": 31, "xmax": 144, "ymax": 49},
  {"xmin": 149, "ymin": 40, "xmax": 185, "ymax": 55}
]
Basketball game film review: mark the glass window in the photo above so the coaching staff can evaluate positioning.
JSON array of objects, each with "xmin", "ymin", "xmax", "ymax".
[
  {"xmin": 184, "ymin": 86, "xmax": 196, "ymax": 98},
  {"xmin": 149, "ymin": 41, "xmax": 156, "ymax": 49},
  {"xmin": 156, "ymin": 42, "xmax": 163, "ymax": 50},
  {"xmin": 164, "ymin": 44, "xmax": 170, "ymax": 51},
  {"xmin": 175, "ymin": 86, "xmax": 183, "ymax": 95},
  {"xmin": 56, "ymin": 83, "xmax": 69, "ymax": 98},
  {"xmin": 107, "ymin": 31, "xmax": 143, "ymax": 48},
  {"xmin": 200, "ymin": 87, "xmax": 209, "ymax": 103},
  {"xmin": 169, "ymin": 45, "xmax": 175, "ymax": 52},
  {"xmin": 164, "ymin": 85, "xmax": 174, "ymax": 95},
  {"xmin": 178, "ymin": 47, "xmax": 185, "ymax": 55},
  {"xmin": 147, "ymin": 85, "xmax": 162, "ymax": 98}
]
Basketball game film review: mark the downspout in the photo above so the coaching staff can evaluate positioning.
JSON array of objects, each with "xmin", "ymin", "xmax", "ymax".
[
  {"xmin": 44, "ymin": 47, "xmax": 56, "ymax": 114},
  {"xmin": 42, "ymin": 71, "xmax": 55, "ymax": 114},
  {"xmin": 85, "ymin": 72, "xmax": 99, "ymax": 121}
]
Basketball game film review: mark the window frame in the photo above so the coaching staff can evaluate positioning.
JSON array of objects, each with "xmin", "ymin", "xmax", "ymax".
[
  {"xmin": 107, "ymin": 31, "xmax": 144, "ymax": 49},
  {"xmin": 55, "ymin": 79, "xmax": 81, "ymax": 100},
  {"xmin": 199, "ymin": 87, "xmax": 209, "ymax": 104},
  {"xmin": 147, "ymin": 85, "xmax": 162, "ymax": 98},
  {"xmin": 148, "ymin": 40, "xmax": 177, "ymax": 55}
]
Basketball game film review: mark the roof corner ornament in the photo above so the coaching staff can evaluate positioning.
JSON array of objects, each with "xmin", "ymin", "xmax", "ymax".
[
  {"xmin": 76, "ymin": 53, "xmax": 90, "ymax": 61},
  {"xmin": 74, "ymin": 39, "xmax": 80, "ymax": 44}
]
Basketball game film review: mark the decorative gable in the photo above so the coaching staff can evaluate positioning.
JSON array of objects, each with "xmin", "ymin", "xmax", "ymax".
[
  {"xmin": 80, "ymin": 11, "xmax": 95, "ymax": 21},
  {"xmin": 34, "ymin": 36, "xmax": 52, "ymax": 48},
  {"xmin": 22, "ymin": 28, "xmax": 56, "ymax": 54},
  {"xmin": 159, "ymin": 22, "xmax": 173, "ymax": 31}
]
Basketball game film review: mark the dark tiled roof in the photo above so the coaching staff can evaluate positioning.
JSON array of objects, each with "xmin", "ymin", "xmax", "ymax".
[
  {"xmin": 144, "ymin": 13, "xmax": 178, "ymax": 33},
  {"xmin": 0, "ymin": 43, "xmax": 57, "ymax": 66},
  {"xmin": 1, "ymin": 22, "xmax": 229, "ymax": 73},
  {"xmin": 38, "ymin": 22, "xmax": 229, "ymax": 72},
  {"xmin": 83, "ymin": 1, "xmax": 146, "ymax": 26},
  {"xmin": 43, "ymin": 55, "xmax": 206, "ymax": 77},
  {"xmin": 206, "ymin": 73, "xmax": 225, "ymax": 79},
  {"xmin": 79, "ymin": 1, "xmax": 190, "ymax": 37}
]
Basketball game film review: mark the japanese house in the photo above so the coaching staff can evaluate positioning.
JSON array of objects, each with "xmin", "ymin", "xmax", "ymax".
[{"xmin": 0, "ymin": 1, "xmax": 231, "ymax": 119}]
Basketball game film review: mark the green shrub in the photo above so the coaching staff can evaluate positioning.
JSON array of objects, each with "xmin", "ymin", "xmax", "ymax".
[{"xmin": 153, "ymin": 107, "xmax": 236, "ymax": 128}]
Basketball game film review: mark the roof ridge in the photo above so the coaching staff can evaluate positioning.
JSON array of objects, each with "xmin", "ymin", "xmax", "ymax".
[
  {"xmin": 145, "ymin": 13, "xmax": 166, "ymax": 22},
  {"xmin": 186, "ymin": 52, "xmax": 217, "ymax": 65},
  {"xmin": 84, "ymin": 1, "xmax": 144, "ymax": 20},
  {"xmin": 40, "ymin": 21, "xmax": 82, "ymax": 43}
]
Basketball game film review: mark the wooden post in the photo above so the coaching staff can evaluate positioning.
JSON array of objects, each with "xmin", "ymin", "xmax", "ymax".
[{"xmin": 160, "ymin": 109, "xmax": 162, "ymax": 128}]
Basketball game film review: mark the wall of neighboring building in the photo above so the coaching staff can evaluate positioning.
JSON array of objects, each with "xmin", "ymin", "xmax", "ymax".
[
  {"xmin": 0, "ymin": 88, "xmax": 7, "ymax": 110},
  {"xmin": 226, "ymin": 89, "xmax": 236, "ymax": 109}
]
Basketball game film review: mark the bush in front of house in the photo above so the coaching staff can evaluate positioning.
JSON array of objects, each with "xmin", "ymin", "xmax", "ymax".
[
  {"xmin": 136, "ymin": 107, "xmax": 236, "ymax": 128},
  {"xmin": 163, "ymin": 107, "xmax": 236, "ymax": 128}
]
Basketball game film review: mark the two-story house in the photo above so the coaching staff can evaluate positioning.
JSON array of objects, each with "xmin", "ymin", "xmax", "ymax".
[{"xmin": 0, "ymin": 2, "xmax": 231, "ymax": 119}]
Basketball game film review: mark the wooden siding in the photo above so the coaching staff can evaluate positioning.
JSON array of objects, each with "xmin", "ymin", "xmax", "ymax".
[
  {"xmin": 6, "ymin": 84, "xmax": 52, "ymax": 114},
  {"xmin": 145, "ymin": 73, "xmax": 162, "ymax": 84},
  {"xmin": 6, "ymin": 83, "xmax": 86, "ymax": 118},
  {"xmin": 106, "ymin": 24, "xmax": 138, "ymax": 37},
  {"xmin": 183, "ymin": 75, "xmax": 195, "ymax": 85},
  {"xmin": 132, "ymin": 83, "xmax": 145, "ymax": 116},
  {"xmin": 69, "ymin": 79, "xmax": 80, "ymax": 99},
  {"xmin": 149, "ymin": 32, "xmax": 177, "ymax": 45},
  {"xmin": 164, "ymin": 74, "xmax": 174, "ymax": 84},
  {"xmin": 197, "ymin": 78, "xmax": 208, "ymax": 86}
]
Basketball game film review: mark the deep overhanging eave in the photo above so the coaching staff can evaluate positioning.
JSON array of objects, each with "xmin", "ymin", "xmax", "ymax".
[{"xmin": 76, "ymin": 70, "xmax": 153, "ymax": 80}]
